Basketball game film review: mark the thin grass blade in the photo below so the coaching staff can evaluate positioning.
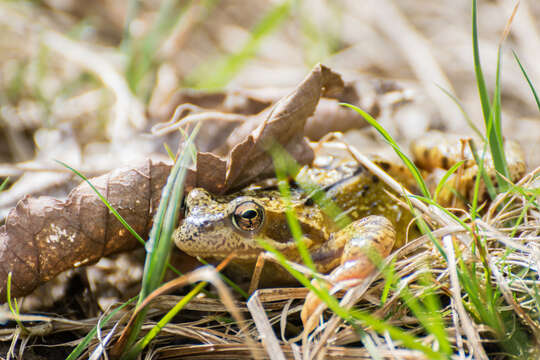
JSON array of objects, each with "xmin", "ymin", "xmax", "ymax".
[
  {"xmin": 487, "ymin": 47, "xmax": 510, "ymax": 190},
  {"xmin": 66, "ymin": 298, "xmax": 136, "ymax": 360},
  {"xmin": 513, "ymin": 50, "xmax": 540, "ymax": 113},
  {"xmin": 120, "ymin": 124, "xmax": 199, "ymax": 357},
  {"xmin": 436, "ymin": 84, "xmax": 484, "ymax": 139},
  {"xmin": 0, "ymin": 177, "xmax": 8, "ymax": 192},
  {"xmin": 341, "ymin": 103, "xmax": 431, "ymax": 199},
  {"xmin": 472, "ymin": 0, "xmax": 491, "ymax": 121},
  {"xmin": 433, "ymin": 160, "xmax": 465, "ymax": 202}
]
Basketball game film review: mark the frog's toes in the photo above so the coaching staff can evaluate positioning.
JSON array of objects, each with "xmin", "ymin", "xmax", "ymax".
[{"xmin": 301, "ymin": 216, "xmax": 396, "ymax": 331}]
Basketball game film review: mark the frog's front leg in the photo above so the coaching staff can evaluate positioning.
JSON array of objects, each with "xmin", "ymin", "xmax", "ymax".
[{"xmin": 301, "ymin": 215, "xmax": 396, "ymax": 329}]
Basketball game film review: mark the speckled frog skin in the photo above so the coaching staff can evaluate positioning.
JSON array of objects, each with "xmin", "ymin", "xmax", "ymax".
[{"xmin": 174, "ymin": 160, "xmax": 410, "ymax": 274}]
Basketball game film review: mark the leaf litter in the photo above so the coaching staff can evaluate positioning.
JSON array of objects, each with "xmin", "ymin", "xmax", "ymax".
[
  {"xmin": 0, "ymin": 1, "xmax": 539, "ymax": 359},
  {"xmin": 1, "ymin": 64, "xmax": 538, "ymax": 360}
]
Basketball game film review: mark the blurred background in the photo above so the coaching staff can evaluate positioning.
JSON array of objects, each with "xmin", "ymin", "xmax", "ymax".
[{"xmin": 1, "ymin": 0, "xmax": 539, "ymax": 217}]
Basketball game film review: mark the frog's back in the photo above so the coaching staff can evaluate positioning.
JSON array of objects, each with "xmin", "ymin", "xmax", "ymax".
[{"xmin": 296, "ymin": 161, "xmax": 417, "ymax": 248}]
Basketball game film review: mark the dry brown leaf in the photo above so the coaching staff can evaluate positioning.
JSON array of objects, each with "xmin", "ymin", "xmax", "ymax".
[
  {"xmin": 152, "ymin": 76, "xmax": 409, "ymax": 157},
  {"xmin": 0, "ymin": 160, "xmax": 171, "ymax": 300}
]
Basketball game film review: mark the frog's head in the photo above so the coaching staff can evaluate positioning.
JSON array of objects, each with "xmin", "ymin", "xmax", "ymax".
[{"xmin": 174, "ymin": 187, "xmax": 328, "ymax": 260}]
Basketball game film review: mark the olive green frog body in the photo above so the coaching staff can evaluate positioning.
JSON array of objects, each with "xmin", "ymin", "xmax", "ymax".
[{"xmin": 173, "ymin": 132, "xmax": 526, "ymax": 328}]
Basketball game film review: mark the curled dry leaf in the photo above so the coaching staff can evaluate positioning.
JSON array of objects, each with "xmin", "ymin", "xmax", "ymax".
[
  {"xmin": 0, "ymin": 63, "xmax": 346, "ymax": 301},
  {"xmin": 0, "ymin": 161, "xmax": 171, "ymax": 300},
  {"xmin": 194, "ymin": 63, "xmax": 344, "ymax": 193},
  {"xmin": 152, "ymin": 75, "xmax": 410, "ymax": 154}
]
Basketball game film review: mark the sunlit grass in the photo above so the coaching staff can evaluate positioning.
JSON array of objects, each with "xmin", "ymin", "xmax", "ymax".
[
  {"xmin": 5, "ymin": 273, "xmax": 27, "ymax": 334},
  {"xmin": 513, "ymin": 51, "xmax": 540, "ymax": 112},
  {"xmin": 185, "ymin": 0, "xmax": 292, "ymax": 89},
  {"xmin": 472, "ymin": 0, "xmax": 513, "ymax": 192},
  {"xmin": 118, "ymin": 124, "xmax": 199, "ymax": 358}
]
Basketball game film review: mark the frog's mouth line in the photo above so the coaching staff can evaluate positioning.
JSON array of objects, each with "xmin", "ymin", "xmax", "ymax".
[{"xmin": 188, "ymin": 248, "xmax": 266, "ymax": 260}]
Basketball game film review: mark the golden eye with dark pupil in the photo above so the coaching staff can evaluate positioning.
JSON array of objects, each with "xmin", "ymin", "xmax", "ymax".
[{"xmin": 232, "ymin": 201, "xmax": 264, "ymax": 232}]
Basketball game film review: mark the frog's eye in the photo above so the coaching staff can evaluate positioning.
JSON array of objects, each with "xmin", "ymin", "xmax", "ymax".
[{"xmin": 232, "ymin": 201, "xmax": 265, "ymax": 232}]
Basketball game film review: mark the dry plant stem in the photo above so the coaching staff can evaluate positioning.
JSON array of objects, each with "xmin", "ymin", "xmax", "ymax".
[
  {"xmin": 151, "ymin": 103, "xmax": 248, "ymax": 136},
  {"xmin": 248, "ymin": 253, "xmax": 267, "ymax": 295},
  {"xmin": 7, "ymin": 327, "xmax": 19, "ymax": 359},
  {"xmin": 115, "ymin": 253, "xmax": 236, "ymax": 348},
  {"xmin": 291, "ymin": 343, "xmax": 302, "ymax": 360},
  {"xmin": 450, "ymin": 298, "xmax": 466, "ymax": 360},
  {"xmin": 488, "ymin": 257, "xmax": 540, "ymax": 336},
  {"xmin": 475, "ymin": 220, "xmax": 531, "ymax": 253},
  {"xmin": 486, "ymin": 166, "xmax": 540, "ymax": 223},
  {"xmin": 443, "ymin": 235, "xmax": 489, "ymax": 360},
  {"xmin": 382, "ymin": 330, "xmax": 402, "ymax": 360},
  {"xmin": 42, "ymin": 31, "xmax": 146, "ymax": 142},
  {"xmin": 280, "ymin": 299, "xmax": 295, "ymax": 342},
  {"xmin": 251, "ymin": 288, "xmax": 309, "ymax": 303},
  {"xmin": 247, "ymin": 295, "xmax": 287, "ymax": 360},
  {"xmin": 306, "ymin": 272, "xmax": 379, "ymax": 359},
  {"xmin": 90, "ymin": 318, "xmax": 120, "ymax": 360}
]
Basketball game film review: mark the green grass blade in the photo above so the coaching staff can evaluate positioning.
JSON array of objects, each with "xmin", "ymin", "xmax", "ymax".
[
  {"xmin": 436, "ymin": 84, "xmax": 484, "ymax": 139},
  {"xmin": 341, "ymin": 103, "xmax": 431, "ymax": 199},
  {"xmin": 472, "ymin": 0, "xmax": 491, "ymax": 121},
  {"xmin": 55, "ymin": 161, "xmax": 146, "ymax": 246},
  {"xmin": 122, "ymin": 282, "xmax": 207, "ymax": 360},
  {"xmin": 120, "ymin": 0, "xmax": 142, "ymax": 51},
  {"xmin": 0, "ymin": 177, "xmax": 9, "ymax": 192},
  {"xmin": 467, "ymin": 139, "xmax": 496, "ymax": 218},
  {"xmin": 6, "ymin": 273, "xmax": 26, "ymax": 333},
  {"xmin": 433, "ymin": 160, "xmax": 465, "ymax": 202},
  {"xmin": 121, "ymin": 124, "xmax": 199, "ymax": 357},
  {"xmin": 141, "ymin": 124, "xmax": 200, "ymax": 297},
  {"xmin": 487, "ymin": 46, "xmax": 510, "ymax": 190},
  {"xmin": 187, "ymin": 0, "xmax": 292, "ymax": 89},
  {"xmin": 271, "ymin": 146, "xmax": 317, "ymax": 271},
  {"xmin": 125, "ymin": 0, "xmax": 188, "ymax": 94},
  {"xmin": 513, "ymin": 50, "xmax": 540, "ymax": 113},
  {"xmin": 398, "ymin": 278, "xmax": 451, "ymax": 355},
  {"xmin": 65, "ymin": 297, "xmax": 136, "ymax": 360}
]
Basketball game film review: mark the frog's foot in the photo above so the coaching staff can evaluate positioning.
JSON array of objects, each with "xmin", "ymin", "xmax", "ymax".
[{"xmin": 301, "ymin": 216, "xmax": 396, "ymax": 331}]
